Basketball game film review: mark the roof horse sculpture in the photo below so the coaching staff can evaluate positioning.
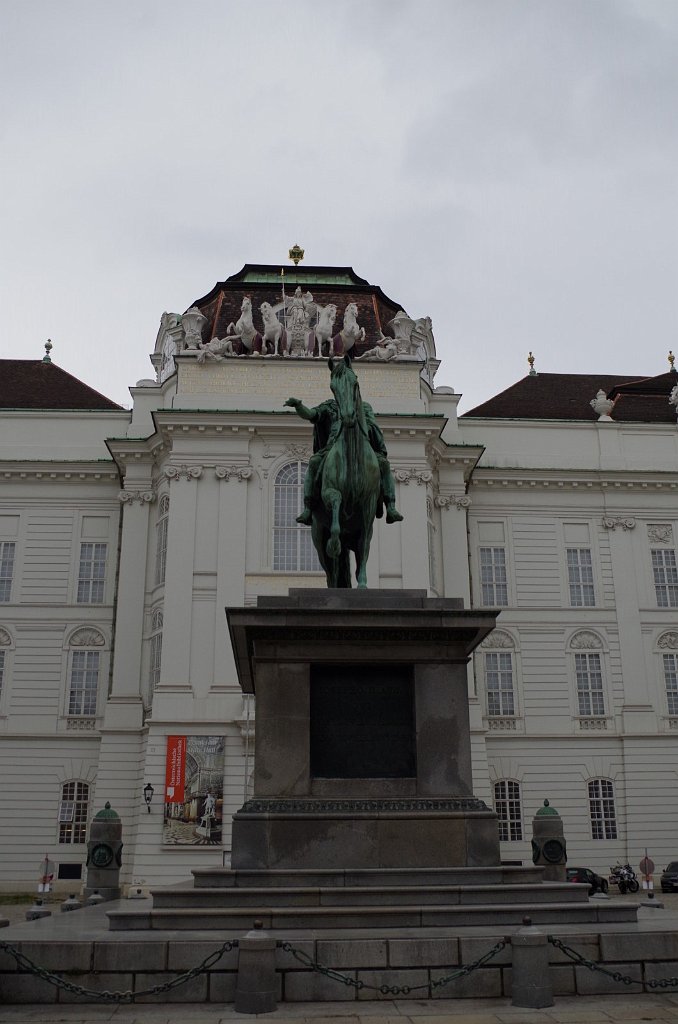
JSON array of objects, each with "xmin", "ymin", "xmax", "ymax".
[{"xmin": 284, "ymin": 355, "xmax": 402, "ymax": 588}]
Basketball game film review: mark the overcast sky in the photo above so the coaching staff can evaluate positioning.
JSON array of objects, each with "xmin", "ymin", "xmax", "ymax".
[{"xmin": 1, "ymin": 0, "xmax": 676, "ymax": 412}]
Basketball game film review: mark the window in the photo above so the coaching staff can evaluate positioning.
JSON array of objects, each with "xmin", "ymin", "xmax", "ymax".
[
  {"xmin": 664, "ymin": 654, "xmax": 678, "ymax": 716},
  {"xmin": 494, "ymin": 780, "xmax": 522, "ymax": 841},
  {"xmin": 652, "ymin": 549, "xmax": 678, "ymax": 608},
  {"xmin": 68, "ymin": 650, "xmax": 100, "ymax": 716},
  {"xmin": 588, "ymin": 779, "xmax": 617, "ymax": 840},
  {"xmin": 0, "ymin": 542, "xmax": 15, "ymax": 602},
  {"xmin": 155, "ymin": 495, "xmax": 169, "ymax": 586},
  {"xmin": 479, "ymin": 547, "xmax": 508, "ymax": 605},
  {"xmin": 273, "ymin": 462, "xmax": 321, "ymax": 572},
  {"xmin": 149, "ymin": 609, "xmax": 163, "ymax": 692},
  {"xmin": 77, "ymin": 543, "xmax": 107, "ymax": 604},
  {"xmin": 58, "ymin": 781, "xmax": 89, "ymax": 844},
  {"xmin": 0, "ymin": 649, "xmax": 4, "ymax": 702},
  {"xmin": 567, "ymin": 548, "xmax": 595, "ymax": 606},
  {"xmin": 575, "ymin": 652, "xmax": 605, "ymax": 716},
  {"xmin": 485, "ymin": 652, "xmax": 515, "ymax": 716}
]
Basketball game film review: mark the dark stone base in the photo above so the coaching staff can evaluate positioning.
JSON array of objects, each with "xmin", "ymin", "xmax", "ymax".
[{"xmin": 231, "ymin": 806, "xmax": 500, "ymax": 870}]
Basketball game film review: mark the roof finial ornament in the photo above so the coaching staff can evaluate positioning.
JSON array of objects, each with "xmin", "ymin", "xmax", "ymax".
[
  {"xmin": 528, "ymin": 351, "xmax": 537, "ymax": 376},
  {"xmin": 669, "ymin": 350, "xmax": 675, "ymax": 373},
  {"xmin": 43, "ymin": 339, "xmax": 53, "ymax": 363},
  {"xmin": 288, "ymin": 243, "xmax": 304, "ymax": 267}
]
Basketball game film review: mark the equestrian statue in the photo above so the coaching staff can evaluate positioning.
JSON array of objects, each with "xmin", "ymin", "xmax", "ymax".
[{"xmin": 284, "ymin": 355, "xmax": 403, "ymax": 588}]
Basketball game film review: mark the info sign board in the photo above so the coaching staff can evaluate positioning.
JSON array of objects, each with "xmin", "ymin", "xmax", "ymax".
[{"xmin": 162, "ymin": 735, "xmax": 225, "ymax": 847}]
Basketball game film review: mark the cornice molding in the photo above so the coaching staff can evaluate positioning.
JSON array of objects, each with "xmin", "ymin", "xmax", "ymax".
[{"xmin": 0, "ymin": 465, "xmax": 118, "ymax": 482}]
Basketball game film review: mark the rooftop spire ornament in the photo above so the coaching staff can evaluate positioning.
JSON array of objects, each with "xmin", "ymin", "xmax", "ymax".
[
  {"xmin": 669, "ymin": 350, "xmax": 675, "ymax": 372},
  {"xmin": 288, "ymin": 243, "xmax": 304, "ymax": 266},
  {"xmin": 528, "ymin": 351, "xmax": 537, "ymax": 376},
  {"xmin": 42, "ymin": 339, "xmax": 53, "ymax": 363}
]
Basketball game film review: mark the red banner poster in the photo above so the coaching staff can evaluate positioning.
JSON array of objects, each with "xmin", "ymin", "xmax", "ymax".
[{"xmin": 165, "ymin": 735, "xmax": 186, "ymax": 803}]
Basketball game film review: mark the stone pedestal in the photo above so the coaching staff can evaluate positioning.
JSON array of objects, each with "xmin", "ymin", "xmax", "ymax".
[{"xmin": 227, "ymin": 590, "xmax": 500, "ymax": 870}]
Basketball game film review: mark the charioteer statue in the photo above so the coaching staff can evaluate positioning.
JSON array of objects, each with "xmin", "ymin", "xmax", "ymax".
[{"xmin": 284, "ymin": 355, "xmax": 403, "ymax": 588}]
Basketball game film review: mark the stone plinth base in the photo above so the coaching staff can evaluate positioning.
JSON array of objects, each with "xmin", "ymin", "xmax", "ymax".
[{"xmin": 232, "ymin": 798, "xmax": 499, "ymax": 870}]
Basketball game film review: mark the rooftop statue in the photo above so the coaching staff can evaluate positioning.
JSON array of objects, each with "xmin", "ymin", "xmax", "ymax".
[{"xmin": 285, "ymin": 355, "xmax": 403, "ymax": 588}]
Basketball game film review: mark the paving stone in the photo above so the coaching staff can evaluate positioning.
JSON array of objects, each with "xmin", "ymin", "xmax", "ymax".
[
  {"xmin": 389, "ymin": 938, "xmax": 458, "ymax": 968},
  {"xmin": 357, "ymin": 969, "xmax": 429, "ymax": 1000},
  {"xmin": 19, "ymin": 940, "xmax": 92, "ymax": 972},
  {"xmin": 283, "ymin": 969, "xmax": 358, "ymax": 1001},
  {"xmin": 574, "ymin": 961, "xmax": 642, "ymax": 995},
  {"xmin": 167, "ymin": 940, "xmax": 238, "ymax": 970},
  {"xmin": 133, "ymin": 970, "xmax": 208, "ymax": 1002},
  {"xmin": 57, "ymin": 971, "xmax": 133, "ymax": 1002},
  {"xmin": 316, "ymin": 939, "xmax": 388, "ymax": 968},
  {"xmin": 93, "ymin": 940, "xmax": 167, "ymax": 971},
  {"xmin": 431, "ymin": 968, "xmax": 503, "ymax": 1000}
]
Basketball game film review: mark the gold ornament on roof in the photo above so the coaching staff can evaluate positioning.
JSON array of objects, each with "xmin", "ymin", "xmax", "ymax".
[
  {"xmin": 669, "ymin": 350, "xmax": 675, "ymax": 371},
  {"xmin": 43, "ymin": 339, "xmax": 53, "ymax": 363},
  {"xmin": 528, "ymin": 351, "xmax": 536, "ymax": 376},
  {"xmin": 288, "ymin": 243, "xmax": 304, "ymax": 266}
]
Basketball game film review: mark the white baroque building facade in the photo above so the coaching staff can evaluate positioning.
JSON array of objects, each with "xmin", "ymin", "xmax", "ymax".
[{"xmin": 1, "ymin": 262, "xmax": 677, "ymax": 891}]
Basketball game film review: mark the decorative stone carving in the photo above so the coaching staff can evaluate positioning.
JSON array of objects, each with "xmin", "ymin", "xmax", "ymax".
[
  {"xmin": 394, "ymin": 468, "xmax": 433, "ymax": 486},
  {"xmin": 313, "ymin": 303, "xmax": 337, "ymax": 357},
  {"xmin": 0, "ymin": 627, "xmax": 11, "ymax": 646},
  {"xmin": 480, "ymin": 629, "xmax": 514, "ymax": 649},
  {"xmin": 669, "ymin": 384, "xmax": 678, "ymax": 415},
  {"xmin": 435, "ymin": 494, "xmax": 471, "ymax": 511},
  {"xmin": 335, "ymin": 302, "xmax": 365, "ymax": 356},
  {"xmin": 590, "ymin": 389, "xmax": 614, "ymax": 420},
  {"xmin": 182, "ymin": 307, "xmax": 208, "ymax": 350},
  {"xmin": 226, "ymin": 296, "xmax": 261, "ymax": 353},
  {"xmin": 658, "ymin": 632, "xmax": 678, "ymax": 650},
  {"xmin": 164, "ymin": 465, "xmax": 203, "ymax": 480},
  {"xmin": 66, "ymin": 718, "xmax": 97, "ymax": 730},
  {"xmin": 602, "ymin": 516, "xmax": 636, "ymax": 530},
  {"xmin": 240, "ymin": 797, "xmax": 489, "ymax": 813},
  {"xmin": 215, "ymin": 465, "xmax": 253, "ymax": 482},
  {"xmin": 196, "ymin": 336, "xmax": 238, "ymax": 362},
  {"xmin": 579, "ymin": 719, "xmax": 608, "ymax": 730},
  {"xmin": 283, "ymin": 287, "xmax": 315, "ymax": 357},
  {"xmin": 156, "ymin": 312, "xmax": 186, "ymax": 383},
  {"xmin": 260, "ymin": 302, "xmax": 285, "ymax": 356},
  {"xmin": 70, "ymin": 628, "xmax": 105, "ymax": 647},
  {"xmin": 118, "ymin": 489, "xmax": 155, "ymax": 505},
  {"xmin": 648, "ymin": 524, "xmax": 673, "ymax": 545},
  {"xmin": 488, "ymin": 718, "xmax": 518, "ymax": 730},
  {"xmin": 355, "ymin": 333, "xmax": 398, "ymax": 361},
  {"xmin": 262, "ymin": 443, "xmax": 312, "ymax": 461},
  {"xmin": 570, "ymin": 630, "xmax": 603, "ymax": 650}
]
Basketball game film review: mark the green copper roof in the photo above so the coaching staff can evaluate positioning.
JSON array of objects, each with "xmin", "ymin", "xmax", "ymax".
[
  {"xmin": 536, "ymin": 798, "xmax": 559, "ymax": 817},
  {"xmin": 241, "ymin": 270, "xmax": 356, "ymax": 286},
  {"xmin": 94, "ymin": 801, "xmax": 120, "ymax": 820}
]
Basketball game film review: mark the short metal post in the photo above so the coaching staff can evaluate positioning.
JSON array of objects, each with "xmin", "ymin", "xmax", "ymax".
[
  {"xmin": 234, "ymin": 921, "xmax": 277, "ymax": 1014},
  {"xmin": 511, "ymin": 919, "xmax": 554, "ymax": 1008}
]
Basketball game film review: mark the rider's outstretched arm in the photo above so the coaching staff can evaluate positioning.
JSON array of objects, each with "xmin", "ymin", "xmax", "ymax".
[{"xmin": 284, "ymin": 397, "xmax": 317, "ymax": 422}]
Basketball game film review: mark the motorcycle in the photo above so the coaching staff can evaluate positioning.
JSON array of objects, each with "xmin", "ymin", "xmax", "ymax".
[{"xmin": 609, "ymin": 863, "xmax": 640, "ymax": 894}]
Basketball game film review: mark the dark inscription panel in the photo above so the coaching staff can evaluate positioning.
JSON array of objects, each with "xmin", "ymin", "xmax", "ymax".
[{"xmin": 310, "ymin": 664, "xmax": 415, "ymax": 778}]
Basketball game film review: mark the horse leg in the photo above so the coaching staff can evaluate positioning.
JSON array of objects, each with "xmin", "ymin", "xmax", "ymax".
[{"xmin": 324, "ymin": 488, "xmax": 342, "ymax": 562}]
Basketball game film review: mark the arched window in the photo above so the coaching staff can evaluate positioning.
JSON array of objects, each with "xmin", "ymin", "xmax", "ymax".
[
  {"xmin": 149, "ymin": 608, "xmax": 163, "ymax": 693},
  {"xmin": 493, "ymin": 780, "xmax": 522, "ymax": 841},
  {"xmin": 273, "ymin": 462, "xmax": 320, "ymax": 572},
  {"xmin": 479, "ymin": 630, "xmax": 517, "ymax": 719},
  {"xmin": 58, "ymin": 781, "xmax": 89, "ymax": 844},
  {"xmin": 588, "ymin": 779, "xmax": 617, "ymax": 840},
  {"xmin": 570, "ymin": 631, "xmax": 606, "ymax": 718},
  {"xmin": 0, "ymin": 626, "xmax": 11, "ymax": 704},
  {"xmin": 155, "ymin": 494, "xmax": 170, "ymax": 586},
  {"xmin": 658, "ymin": 632, "xmax": 678, "ymax": 716},
  {"xmin": 66, "ymin": 628, "xmax": 104, "ymax": 718}
]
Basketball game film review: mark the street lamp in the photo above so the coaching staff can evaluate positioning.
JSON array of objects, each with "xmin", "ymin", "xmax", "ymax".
[{"xmin": 143, "ymin": 782, "xmax": 154, "ymax": 814}]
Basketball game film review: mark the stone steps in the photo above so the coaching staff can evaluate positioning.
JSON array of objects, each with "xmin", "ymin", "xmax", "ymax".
[
  {"xmin": 191, "ymin": 865, "xmax": 545, "ymax": 888},
  {"xmin": 107, "ymin": 899, "xmax": 637, "ymax": 932},
  {"xmin": 150, "ymin": 882, "xmax": 588, "ymax": 909}
]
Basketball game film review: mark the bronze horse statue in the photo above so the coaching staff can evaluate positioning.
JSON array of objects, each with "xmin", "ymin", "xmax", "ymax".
[{"xmin": 286, "ymin": 356, "xmax": 398, "ymax": 588}]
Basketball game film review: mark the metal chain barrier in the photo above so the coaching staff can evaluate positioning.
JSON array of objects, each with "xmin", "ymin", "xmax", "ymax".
[
  {"xmin": 0, "ymin": 938, "xmax": 238, "ymax": 1002},
  {"xmin": 277, "ymin": 938, "xmax": 506, "ymax": 995},
  {"xmin": 548, "ymin": 936, "xmax": 678, "ymax": 990}
]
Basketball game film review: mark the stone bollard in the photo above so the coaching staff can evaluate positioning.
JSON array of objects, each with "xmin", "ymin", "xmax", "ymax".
[
  {"xmin": 86, "ymin": 890, "xmax": 106, "ymax": 907},
  {"xmin": 26, "ymin": 898, "xmax": 52, "ymax": 921},
  {"xmin": 61, "ymin": 893, "xmax": 82, "ymax": 912},
  {"xmin": 511, "ymin": 919, "xmax": 554, "ymax": 1008},
  {"xmin": 234, "ymin": 920, "xmax": 278, "ymax": 1014}
]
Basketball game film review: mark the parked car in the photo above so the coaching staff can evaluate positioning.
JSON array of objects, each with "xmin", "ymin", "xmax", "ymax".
[
  {"xmin": 660, "ymin": 862, "xmax": 678, "ymax": 892},
  {"xmin": 566, "ymin": 866, "xmax": 609, "ymax": 894}
]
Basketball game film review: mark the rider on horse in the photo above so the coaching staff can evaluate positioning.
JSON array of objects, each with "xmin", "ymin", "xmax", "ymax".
[{"xmin": 284, "ymin": 395, "xmax": 404, "ymax": 526}]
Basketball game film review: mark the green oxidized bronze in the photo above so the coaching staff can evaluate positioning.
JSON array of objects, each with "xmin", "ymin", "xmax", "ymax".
[{"xmin": 284, "ymin": 355, "xmax": 402, "ymax": 589}]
